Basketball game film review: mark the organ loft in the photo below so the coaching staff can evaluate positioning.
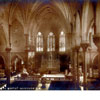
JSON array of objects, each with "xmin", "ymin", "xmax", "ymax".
[{"xmin": 0, "ymin": 0, "xmax": 100, "ymax": 90}]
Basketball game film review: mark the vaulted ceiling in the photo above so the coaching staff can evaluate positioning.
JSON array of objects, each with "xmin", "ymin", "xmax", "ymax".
[{"xmin": 0, "ymin": 0, "xmax": 96, "ymax": 52}]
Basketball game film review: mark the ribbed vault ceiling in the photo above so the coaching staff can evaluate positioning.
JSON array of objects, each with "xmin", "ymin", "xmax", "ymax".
[
  {"xmin": 34, "ymin": 2, "xmax": 68, "ymax": 35},
  {"xmin": 0, "ymin": 0, "xmax": 84, "ymax": 51}
]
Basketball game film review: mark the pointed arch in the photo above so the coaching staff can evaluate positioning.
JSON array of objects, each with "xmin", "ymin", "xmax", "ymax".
[
  {"xmin": 47, "ymin": 32, "xmax": 55, "ymax": 52},
  {"xmin": 59, "ymin": 31, "xmax": 66, "ymax": 52},
  {"xmin": 36, "ymin": 32, "xmax": 43, "ymax": 52}
]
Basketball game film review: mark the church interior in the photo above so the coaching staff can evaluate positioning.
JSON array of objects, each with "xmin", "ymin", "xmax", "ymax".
[{"xmin": 0, "ymin": 0, "xmax": 100, "ymax": 90}]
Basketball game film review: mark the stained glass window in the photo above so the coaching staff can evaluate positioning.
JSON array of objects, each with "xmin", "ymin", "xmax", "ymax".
[
  {"xmin": 47, "ymin": 32, "xmax": 55, "ymax": 52},
  {"xmin": 59, "ymin": 31, "xmax": 66, "ymax": 52},
  {"xmin": 36, "ymin": 32, "xmax": 43, "ymax": 52}
]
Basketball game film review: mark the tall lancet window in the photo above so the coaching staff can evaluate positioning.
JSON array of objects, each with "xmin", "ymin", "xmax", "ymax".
[
  {"xmin": 59, "ymin": 31, "xmax": 66, "ymax": 52},
  {"xmin": 36, "ymin": 32, "xmax": 43, "ymax": 52},
  {"xmin": 47, "ymin": 32, "xmax": 55, "ymax": 52}
]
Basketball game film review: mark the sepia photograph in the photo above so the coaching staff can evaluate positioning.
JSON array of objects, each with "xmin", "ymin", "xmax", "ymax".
[{"xmin": 0, "ymin": 0, "xmax": 99, "ymax": 92}]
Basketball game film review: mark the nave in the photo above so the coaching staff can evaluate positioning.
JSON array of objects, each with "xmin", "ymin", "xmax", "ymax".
[{"xmin": 0, "ymin": 0, "xmax": 100, "ymax": 90}]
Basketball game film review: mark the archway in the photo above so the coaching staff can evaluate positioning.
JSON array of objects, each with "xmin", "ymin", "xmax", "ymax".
[{"xmin": 11, "ymin": 55, "xmax": 24, "ymax": 74}]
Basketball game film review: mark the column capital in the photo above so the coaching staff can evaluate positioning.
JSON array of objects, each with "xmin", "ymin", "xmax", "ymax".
[
  {"xmin": 81, "ymin": 43, "xmax": 89, "ymax": 51},
  {"xmin": 74, "ymin": 46, "xmax": 80, "ymax": 52},
  {"xmin": 24, "ymin": 33, "xmax": 29, "ymax": 36},
  {"xmin": 5, "ymin": 47, "xmax": 11, "ymax": 52},
  {"xmin": 71, "ymin": 47, "xmax": 76, "ymax": 52}
]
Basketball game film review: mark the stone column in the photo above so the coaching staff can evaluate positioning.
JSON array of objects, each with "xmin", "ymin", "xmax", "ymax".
[
  {"xmin": 75, "ymin": 46, "xmax": 80, "ymax": 84},
  {"xmin": 24, "ymin": 34, "xmax": 29, "ymax": 69},
  {"xmin": 81, "ymin": 43, "xmax": 89, "ymax": 89},
  {"xmin": 5, "ymin": 47, "xmax": 11, "ymax": 86},
  {"xmin": 5, "ymin": 23, "xmax": 12, "ymax": 86},
  {"xmin": 72, "ymin": 47, "xmax": 77, "ymax": 84},
  {"xmin": 88, "ymin": 48, "xmax": 93, "ymax": 78},
  {"xmin": 93, "ymin": 35, "xmax": 100, "ymax": 77}
]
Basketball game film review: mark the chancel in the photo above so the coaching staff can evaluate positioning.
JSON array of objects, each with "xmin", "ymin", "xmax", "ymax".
[{"xmin": 0, "ymin": 0, "xmax": 100, "ymax": 90}]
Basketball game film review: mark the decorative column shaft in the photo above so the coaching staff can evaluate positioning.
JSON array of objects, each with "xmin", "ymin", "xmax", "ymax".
[
  {"xmin": 72, "ymin": 47, "xmax": 77, "ymax": 84},
  {"xmin": 5, "ymin": 23, "xmax": 12, "ymax": 86},
  {"xmin": 81, "ymin": 43, "xmax": 89, "ymax": 89},
  {"xmin": 5, "ymin": 47, "xmax": 11, "ymax": 86},
  {"xmin": 75, "ymin": 46, "xmax": 80, "ymax": 84},
  {"xmin": 88, "ymin": 48, "xmax": 93, "ymax": 78},
  {"xmin": 24, "ymin": 34, "xmax": 29, "ymax": 68}
]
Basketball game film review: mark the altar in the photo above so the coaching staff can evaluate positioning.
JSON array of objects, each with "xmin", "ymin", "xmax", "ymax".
[
  {"xmin": 40, "ymin": 52, "xmax": 60, "ymax": 73},
  {"xmin": 42, "ymin": 74, "xmax": 65, "ymax": 81}
]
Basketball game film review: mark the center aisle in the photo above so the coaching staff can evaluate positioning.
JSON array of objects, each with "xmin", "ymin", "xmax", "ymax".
[{"xmin": 36, "ymin": 78, "xmax": 51, "ymax": 90}]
